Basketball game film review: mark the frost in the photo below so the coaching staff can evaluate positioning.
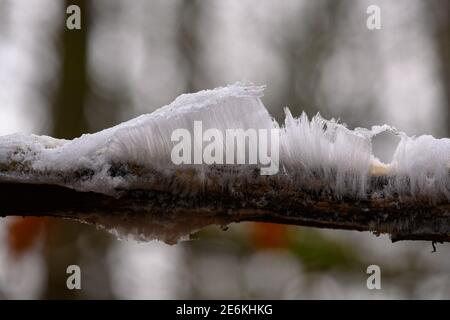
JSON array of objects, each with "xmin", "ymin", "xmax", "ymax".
[
  {"xmin": 391, "ymin": 135, "xmax": 450, "ymax": 201},
  {"xmin": 280, "ymin": 110, "xmax": 373, "ymax": 197},
  {"xmin": 0, "ymin": 82, "xmax": 449, "ymax": 204},
  {"xmin": 0, "ymin": 83, "xmax": 273, "ymax": 195},
  {"xmin": 280, "ymin": 110, "xmax": 450, "ymax": 201}
]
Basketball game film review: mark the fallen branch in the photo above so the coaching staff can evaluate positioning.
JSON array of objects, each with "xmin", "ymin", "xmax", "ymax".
[
  {"xmin": 0, "ymin": 170, "xmax": 449, "ymax": 244},
  {"xmin": 0, "ymin": 83, "xmax": 449, "ymax": 244}
]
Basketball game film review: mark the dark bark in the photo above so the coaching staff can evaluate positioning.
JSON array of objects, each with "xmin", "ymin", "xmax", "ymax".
[{"xmin": 1, "ymin": 175, "xmax": 449, "ymax": 244}]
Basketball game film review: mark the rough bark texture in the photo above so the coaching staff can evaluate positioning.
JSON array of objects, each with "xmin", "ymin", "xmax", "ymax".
[{"xmin": 1, "ymin": 171, "xmax": 449, "ymax": 244}]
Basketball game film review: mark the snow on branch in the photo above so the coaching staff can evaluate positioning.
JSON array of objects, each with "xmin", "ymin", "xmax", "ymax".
[{"xmin": 0, "ymin": 83, "xmax": 449, "ymax": 244}]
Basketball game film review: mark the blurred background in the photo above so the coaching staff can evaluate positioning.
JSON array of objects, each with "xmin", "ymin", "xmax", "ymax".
[{"xmin": 0, "ymin": 0, "xmax": 449, "ymax": 299}]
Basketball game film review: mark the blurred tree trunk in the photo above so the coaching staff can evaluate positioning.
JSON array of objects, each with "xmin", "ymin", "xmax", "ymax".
[
  {"xmin": 0, "ymin": 1, "xmax": 10, "ymax": 36},
  {"xmin": 176, "ymin": 0, "xmax": 207, "ymax": 93},
  {"xmin": 430, "ymin": 1, "xmax": 450, "ymax": 136},
  {"xmin": 51, "ymin": 0, "xmax": 88, "ymax": 139},
  {"xmin": 271, "ymin": 0, "xmax": 345, "ymax": 119},
  {"xmin": 175, "ymin": 0, "xmax": 207, "ymax": 299},
  {"xmin": 272, "ymin": 0, "xmax": 378, "ymax": 128},
  {"xmin": 44, "ymin": 0, "xmax": 114, "ymax": 299}
]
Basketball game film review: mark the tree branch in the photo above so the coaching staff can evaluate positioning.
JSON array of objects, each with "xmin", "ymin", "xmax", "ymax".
[
  {"xmin": 1, "ymin": 84, "xmax": 448, "ymax": 244},
  {"xmin": 1, "ymin": 169, "xmax": 449, "ymax": 244}
]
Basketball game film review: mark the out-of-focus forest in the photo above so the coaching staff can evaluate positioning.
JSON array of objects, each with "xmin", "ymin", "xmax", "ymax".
[{"xmin": 0, "ymin": 0, "xmax": 449, "ymax": 299}]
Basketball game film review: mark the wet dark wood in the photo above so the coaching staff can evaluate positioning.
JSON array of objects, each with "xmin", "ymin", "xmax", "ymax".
[{"xmin": 1, "ymin": 180, "xmax": 449, "ymax": 243}]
